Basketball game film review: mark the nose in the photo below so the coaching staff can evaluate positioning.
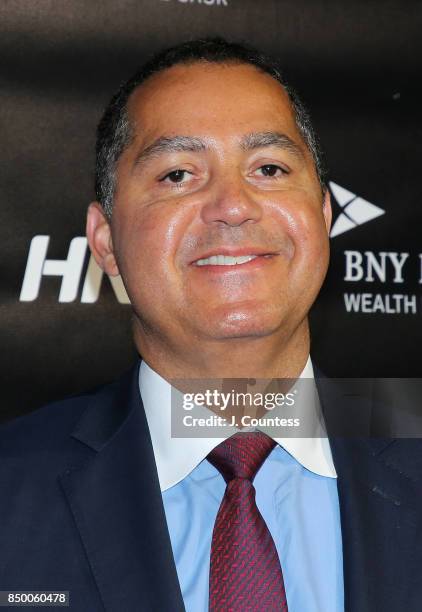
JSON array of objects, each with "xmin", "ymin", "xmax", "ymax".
[{"xmin": 200, "ymin": 173, "xmax": 263, "ymax": 227}]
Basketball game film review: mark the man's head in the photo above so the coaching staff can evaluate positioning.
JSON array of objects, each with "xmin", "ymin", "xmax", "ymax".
[
  {"xmin": 95, "ymin": 38, "xmax": 326, "ymax": 219},
  {"xmin": 87, "ymin": 37, "xmax": 332, "ymax": 378}
]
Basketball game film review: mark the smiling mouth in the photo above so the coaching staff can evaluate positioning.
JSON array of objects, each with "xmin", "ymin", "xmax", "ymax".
[{"xmin": 193, "ymin": 254, "xmax": 275, "ymax": 266}]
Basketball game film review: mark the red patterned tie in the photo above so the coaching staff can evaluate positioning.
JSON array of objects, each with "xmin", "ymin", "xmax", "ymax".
[{"xmin": 207, "ymin": 432, "xmax": 288, "ymax": 611}]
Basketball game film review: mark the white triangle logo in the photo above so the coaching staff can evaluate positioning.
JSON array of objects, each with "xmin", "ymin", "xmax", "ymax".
[{"xmin": 329, "ymin": 181, "xmax": 385, "ymax": 237}]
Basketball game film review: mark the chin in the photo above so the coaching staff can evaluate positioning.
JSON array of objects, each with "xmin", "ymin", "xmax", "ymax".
[{"xmin": 199, "ymin": 308, "xmax": 285, "ymax": 340}]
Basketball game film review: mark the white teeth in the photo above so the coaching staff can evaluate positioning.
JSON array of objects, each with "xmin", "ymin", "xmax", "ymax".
[{"xmin": 195, "ymin": 254, "xmax": 259, "ymax": 266}]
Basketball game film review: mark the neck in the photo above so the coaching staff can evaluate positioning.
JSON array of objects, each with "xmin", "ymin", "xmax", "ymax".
[{"xmin": 133, "ymin": 319, "xmax": 310, "ymax": 382}]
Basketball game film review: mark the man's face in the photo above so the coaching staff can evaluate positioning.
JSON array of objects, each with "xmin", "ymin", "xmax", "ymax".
[{"xmin": 94, "ymin": 63, "xmax": 331, "ymax": 350}]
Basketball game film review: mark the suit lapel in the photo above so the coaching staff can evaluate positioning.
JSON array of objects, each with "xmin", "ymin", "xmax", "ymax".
[
  {"xmin": 317, "ymin": 376, "xmax": 422, "ymax": 612},
  {"xmin": 59, "ymin": 363, "xmax": 185, "ymax": 612}
]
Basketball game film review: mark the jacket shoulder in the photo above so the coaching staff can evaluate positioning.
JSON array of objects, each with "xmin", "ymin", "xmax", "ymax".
[
  {"xmin": 1, "ymin": 388, "xmax": 97, "ymax": 450},
  {"xmin": 0, "ymin": 366, "xmax": 137, "ymax": 462}
]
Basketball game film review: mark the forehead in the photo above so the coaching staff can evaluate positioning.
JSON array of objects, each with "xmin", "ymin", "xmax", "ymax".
[{"xmin": 126, "ymin": 62, "xmax": 299, "ymax": 144}]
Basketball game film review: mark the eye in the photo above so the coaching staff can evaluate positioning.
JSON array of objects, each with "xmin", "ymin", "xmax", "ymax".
[
  {"xmin": 160, "ymin": 169, "xmax": 191, "ymax": 184},
  {"xmin": 256, "ymin": 164, "xmax": 288, "ymax": 178}
]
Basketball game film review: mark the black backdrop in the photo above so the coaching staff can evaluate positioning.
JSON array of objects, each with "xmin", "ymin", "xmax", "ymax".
[{"xmin": 1, "ymin": 0, "xmax": 421, "ymax": 422}]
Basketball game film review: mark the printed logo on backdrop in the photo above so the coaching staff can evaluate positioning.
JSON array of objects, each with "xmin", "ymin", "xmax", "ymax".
[
  {"xmin": 329, "ymin": 182, "xmax": 385, "ymax": 238},
  {"xmin": 19, "ymin": 236, "xmax": 130, "ymax": 304},
  {"xmin": 18, "ymin": 182, "xmax": 421, "ymax": 312},
  {"xmin": 328, "ymin": 182, "xmax": 421, "ymax": 316}
]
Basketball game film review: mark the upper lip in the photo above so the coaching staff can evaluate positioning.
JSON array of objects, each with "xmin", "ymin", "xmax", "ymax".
[{"xmin": 191, "ymin": 248, "xmax": 278, "ymax": 264}]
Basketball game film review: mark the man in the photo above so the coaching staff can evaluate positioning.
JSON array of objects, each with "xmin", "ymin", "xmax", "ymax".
[{"xmin": 1, "ymin": 38, "xmax": 421, "ymax": 612}]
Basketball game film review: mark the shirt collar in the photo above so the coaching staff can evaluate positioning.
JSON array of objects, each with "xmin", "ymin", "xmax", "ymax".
[{"xmin": 139, "ymin": 357, "xmax": 337, "ymax": 491}]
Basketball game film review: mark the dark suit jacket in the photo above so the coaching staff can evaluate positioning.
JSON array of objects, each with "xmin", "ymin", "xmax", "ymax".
[{"xmin": 1, "ymin": 361, "xmax": 421, "ymax": 611}]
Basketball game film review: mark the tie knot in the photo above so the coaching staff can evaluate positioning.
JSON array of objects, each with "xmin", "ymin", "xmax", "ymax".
[{"xmin": 207, "ymin": 432, "xmax": 276, "ymax": 483}]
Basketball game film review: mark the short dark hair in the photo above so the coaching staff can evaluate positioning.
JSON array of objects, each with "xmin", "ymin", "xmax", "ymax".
[{"xmin": 95, "ymin": 37, "xmax": 327, "ymax": 217}]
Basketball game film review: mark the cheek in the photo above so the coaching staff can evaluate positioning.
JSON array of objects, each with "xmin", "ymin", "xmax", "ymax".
[
  {"xmin": 112, "ymin": 202, "xmax": 191, "ymax": 295},
  {"xmin": 273, "ymin": 194, "xmax": 329, "ymax": 273},
  {"xmin": 295, "ymin": 210, "xmax": 330, "ymax": 283}
]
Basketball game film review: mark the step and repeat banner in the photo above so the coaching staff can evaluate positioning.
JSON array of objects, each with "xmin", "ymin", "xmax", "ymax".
[{"xmin": 1, "ymin": 0, "xmax": 420, "ymax": 421}]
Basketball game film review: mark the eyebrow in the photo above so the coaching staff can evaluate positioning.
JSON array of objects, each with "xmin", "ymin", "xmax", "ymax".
[
  {"xmin": 133, "ymin": 136, "xmax": 206, "ymax": 168},
  {"xmin": 132, "ymin": 130, "xmax": 304, "ymax": 170},
  {"xmin": 240, "ymin": 131, "xmax": 304, "ymax": 159}
]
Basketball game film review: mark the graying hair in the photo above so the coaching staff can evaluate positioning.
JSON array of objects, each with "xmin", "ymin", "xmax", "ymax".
[
  {"xmin": 95, "ymin": 39, "xmax": 327, "ymax": 218},
  {"xmin": 96, "ymin": 110, "xmax": 133, "ymax": 218}
]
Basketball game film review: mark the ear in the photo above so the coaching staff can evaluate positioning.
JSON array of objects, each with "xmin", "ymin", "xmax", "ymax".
[
  {"xmin": 322, "ymin": 188, "xmax": 332, "ymax": 236},
  {"xmin": 86, "ymin": 202, "xmax": 120, "ymax": 277}
]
